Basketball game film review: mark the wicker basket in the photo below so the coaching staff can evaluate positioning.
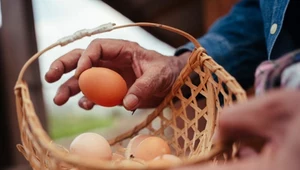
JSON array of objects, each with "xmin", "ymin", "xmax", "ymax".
[{"xmin": 14, "ymin": 22, "xmax": 247, "ymax": 170}]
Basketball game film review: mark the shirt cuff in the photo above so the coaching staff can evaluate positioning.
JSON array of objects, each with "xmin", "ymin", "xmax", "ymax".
[{"xmin": 175, "ymin": 33, "xmax": 233, "ymax": 58}]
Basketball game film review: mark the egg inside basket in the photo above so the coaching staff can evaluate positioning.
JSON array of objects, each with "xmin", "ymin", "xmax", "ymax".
[{"xmin": 14, "ymin": 22, "xmax": 247, "ymax": 170}]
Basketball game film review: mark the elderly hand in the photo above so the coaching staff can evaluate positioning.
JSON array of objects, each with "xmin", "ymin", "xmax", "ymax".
[
  {"xmin": 45, "ymin": 39, "xmax": 190, "ymax": 111},
  {"xmin": 175, "ymin": 89, "xmax": 300, "ymax": 170}
]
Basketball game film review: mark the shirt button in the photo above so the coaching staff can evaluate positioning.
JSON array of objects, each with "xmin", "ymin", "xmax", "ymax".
[{"xmin": 270, "ymin": 23, "xmax": 278, "ymax": 34}]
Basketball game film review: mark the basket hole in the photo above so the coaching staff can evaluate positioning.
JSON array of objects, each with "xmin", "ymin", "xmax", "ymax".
[
  {"xmin": 187, "ymin": 127, "xmax": 195, "ymax": 140},
  {"xmin": 186, "ymin": 105, "xmax": 195, "ymax": 120},
  {"xmin": 175, "ymin": 116, "xmax": 185, "ymax": 130},
  {"xmin": 232, "ymin": 94, "xmax": 237, "ymax": 102},
  {"xmin": 177, "ymin": 136, "xmax": 185, "ymax": 149},
  {"xmin": 150, "ymin": 117, "xmax": 162, "ymax": 131},
  {"xmin": 217, "ymin": 92, "xmax": 226, "ymax": 107},
  {"xmin": 172, "ymin": 96, "xmax": 180, "ymax": 103},
  {"xmin": 162, "ymin": 108, "xmax": 172, "ymax": 121},
  {"xmin": 189, "ymin": 70, "xmax": 201, "ymax": 87},
  {"xmin": 193, "ymin": 138, "xmax": 200, "ymax": 150},
  {"xmin": 196, "ymin": 93, "xmax": 206, "ymax": 110},
  {"xmin": 217, "ymin": 82, "xmax": 229, "ymax": 106},
  {"xmin": 164, "ymin": 126, "xmax": 174, "ymax": 138},
  {"xmin": 197, "ymin": 116, "xmax": 207, "ymax": 132},
  {"xmin": 181, "ymin": 83, "xmax": 192, "ymax": 99},
  {"xmin": 172, "ymin": 96, "xmax": 182, "ymax": 110},
  {"xmin": 221, "ymin": 82, "xmax": 229, "ymax": 94},
  {"xmin": 185, "ymin": 147, "xmax": 192, "ymax": 156},
  {"xmin": 211, "ymin": 72, "xmax": 219, "ymax": 83},
  {"xmin": 139, "ymin": 128, "xmax": 151, "ymax": 135}
]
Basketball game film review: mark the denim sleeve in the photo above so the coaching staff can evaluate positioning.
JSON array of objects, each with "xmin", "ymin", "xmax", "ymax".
[{"xmin": 175, "ymin": 0, "xmax": 267, "ymax": 90}]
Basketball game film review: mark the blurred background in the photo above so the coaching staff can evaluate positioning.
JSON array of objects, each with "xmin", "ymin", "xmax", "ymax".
[{"xmin": 0, "ymin": 0, "xmax": 239, "ymax": 169}]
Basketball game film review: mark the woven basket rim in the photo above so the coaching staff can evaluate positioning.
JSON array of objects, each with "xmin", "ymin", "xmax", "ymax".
[{"xmin": 14, "ymin": 22, "xmax": 247, "ymax": 169}]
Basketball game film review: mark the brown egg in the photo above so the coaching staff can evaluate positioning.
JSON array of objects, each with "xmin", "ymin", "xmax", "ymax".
[
  {"xmin": 78, "ymin": 67, "xmax": 127, "ymax": 107},
  {"xmin": 125, "ymin": 134, "xmax": 150, "ymax": 159},
  {"xmin": 69, "ymin": 132, "xmax": 112, "ymax": 161},
  {"xmin": 132, "ymin": 136, "xmax": 171, "ymax": 161},
  {"xmin": 148, "ymin": 154, "xmax": 182, "ymax": 168}
]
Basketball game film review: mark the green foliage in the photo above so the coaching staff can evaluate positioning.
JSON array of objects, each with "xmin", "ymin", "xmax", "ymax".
[{"xmin": 48, "ymin": 113, "xmax": 114, "ymax": 140}]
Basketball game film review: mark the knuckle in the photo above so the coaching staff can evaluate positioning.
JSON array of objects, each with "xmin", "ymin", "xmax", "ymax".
[
  {"xmin": 120, "ymin": 41, "xmax": 140, "ymax": 58},
  {"xmin": 90, "ymin": 38, "xmax": 101, "ymax": 44},
  {"xmin": 71, "ymin": 48, "xmax": 83, "ymax": 54},
  {"xmin": 135, "ymin": 79, "xmax": 152, "ymax": 94},
  {"xmin": 57, "ymin": 84, "xmax": 67, "ymax": 93},
  {"xmin": 128, "ymin": 41, "xmax": 141, "ymax": 52},
  {"xmin": 130, "ymin": 42, "xmax": 145, "ymax": 59},
  {"xmin": 129, "ymin": 41, "xmax": 140, "ymax": 48},
  {"xmin": 136, "ymin": 80, "xmax": 149, "ymax": 91},
  {"xmin": 117, "ymin": 39, "xmax": 137, "ymax": 46},
  {"xmin": 160, "ymin": 67, "xmax": 174, "ymax": 91},
  {"xmin": 160, "ymin": 65, "xmax": 172, "ymax": 74}
]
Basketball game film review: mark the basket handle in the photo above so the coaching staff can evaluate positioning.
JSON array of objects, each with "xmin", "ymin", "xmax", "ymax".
[{"xmin": 15, "ymin": 22, "xmax": 202, "ymax": 85}]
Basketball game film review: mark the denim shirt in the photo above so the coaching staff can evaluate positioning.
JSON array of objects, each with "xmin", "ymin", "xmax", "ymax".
[{"xmin": 176, "ymin": 0, "xmax": 294, "ymax": 90}]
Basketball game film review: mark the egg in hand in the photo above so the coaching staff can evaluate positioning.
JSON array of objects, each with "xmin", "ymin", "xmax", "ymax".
[{"xmin": 78, "ymin": 67, "xmax": 128, "ymax": 107}]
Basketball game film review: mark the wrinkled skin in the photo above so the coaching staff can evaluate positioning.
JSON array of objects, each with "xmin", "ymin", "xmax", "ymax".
[
  {"xmin": 45, "ymin": 39, "xmax": 190, "ymax": 111},
  {"xmin": 174, "ymin": 90, "xmax": 300, "ymax": 170}
]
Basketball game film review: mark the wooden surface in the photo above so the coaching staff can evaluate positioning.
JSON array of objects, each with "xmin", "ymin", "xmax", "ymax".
[
  {"xmin": 102, "ymin": 0, "xmax": 240, "ymax": 48},
  {"xmin": 102, "ymin": 0, "xmax": 204, "ymax": 47},
  {"xmin": 201, "ymin": 0, "xmax": 240, "ymax": 31},
  {"xmin": 0, "ymin": 0, "xmax": 46, "ymax": 169}
]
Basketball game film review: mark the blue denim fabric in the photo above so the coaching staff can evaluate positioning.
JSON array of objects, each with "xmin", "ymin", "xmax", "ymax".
[{"xmin": 175, "ymin": 0, "xmax": 293, "ymax": 90}]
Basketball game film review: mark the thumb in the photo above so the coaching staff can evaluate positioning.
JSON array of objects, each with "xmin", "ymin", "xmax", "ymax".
[{"xmin": 123, "ymin": 71, "xmax": 160, "ymax": 111}]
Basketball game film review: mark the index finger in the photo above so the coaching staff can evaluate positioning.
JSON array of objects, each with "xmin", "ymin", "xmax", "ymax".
[
  {"xmin": 45, "ymin": 49, "xmax": 83, "ymax": 83},
  {"xmin": 74, "ymin": 38, "xmax": 139, "ymax": 78}
]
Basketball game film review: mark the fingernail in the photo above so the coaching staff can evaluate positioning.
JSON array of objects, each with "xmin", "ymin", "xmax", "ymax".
[
  {"xmin": 123, "ymin": 94, "xmax": 139, "ymax": 110},
  {"xmin": 132, "ymin": 109, "xmax": 137, "ymax": 115},
  {"xmin": 83, "ymin": 101, "xmax": 88, "ymax": 109}
]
